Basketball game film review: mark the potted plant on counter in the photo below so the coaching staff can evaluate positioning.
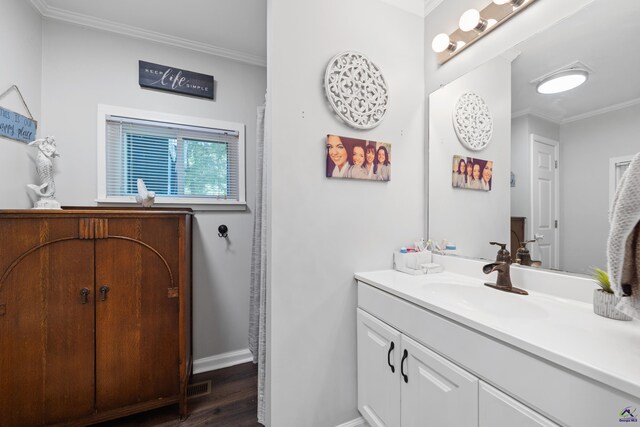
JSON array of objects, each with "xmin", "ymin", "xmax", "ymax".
[{"xmin": 592, "ymin": 267, "xmax": 632, "ymax": 321}]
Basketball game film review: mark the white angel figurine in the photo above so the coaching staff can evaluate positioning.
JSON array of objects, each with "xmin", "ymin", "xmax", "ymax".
[
  {"xmin": 27, "ymin": 136, "xmax": 62, "ymax": 209},
  {"xmin": 135, "ymin": 178, "xmax": 156, "ymax": 207}
]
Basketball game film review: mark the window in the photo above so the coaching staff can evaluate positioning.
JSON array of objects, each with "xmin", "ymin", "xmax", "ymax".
[{"xmin": 98, "ymin": 105, "xmax": 245, "ymax": 206}]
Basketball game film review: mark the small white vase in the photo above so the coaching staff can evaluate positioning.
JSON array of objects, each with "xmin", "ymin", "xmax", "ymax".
[{"xmin": 593, "ymin": 289, "xmax": 632, "ymax": 321}]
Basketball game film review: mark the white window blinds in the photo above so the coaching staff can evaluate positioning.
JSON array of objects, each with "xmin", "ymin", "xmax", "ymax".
[{"xmin": 105, "ymin": 115, "xmax": 241, "ymax": 202}]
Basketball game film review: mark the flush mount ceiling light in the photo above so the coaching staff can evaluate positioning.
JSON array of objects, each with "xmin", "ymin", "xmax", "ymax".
[
  {"xmin": 531, "ymin": 61, "xmax": 592, "ymax": 95},
  {"xmin": 535, "ymin": 69, "xmax": 589, "ymax": 94},
  {"xmin": 431, "ymin": 0, "xmax": 538, "ymax": 65}
]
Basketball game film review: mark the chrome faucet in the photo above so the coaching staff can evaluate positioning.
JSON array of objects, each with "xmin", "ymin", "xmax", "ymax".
[{"xmin": 483, "ymin": 242, "xmax": 528, "ymax": 295}]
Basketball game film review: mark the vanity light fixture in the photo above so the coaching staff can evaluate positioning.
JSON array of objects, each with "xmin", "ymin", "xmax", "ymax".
[
  {"xmin": 431, "ymin": 33, "xmax": 458, "ymax": 53},
  {"xmin": 459, "ymin": 9, "xmax": 488, "ymax": 33},
  {"xmin": 432, "ymin": 0, "xmax": 538, "ymax": 65},
  {"xmin": 493, "ymin": 0, "xmax": 526, "ymax": 6}
]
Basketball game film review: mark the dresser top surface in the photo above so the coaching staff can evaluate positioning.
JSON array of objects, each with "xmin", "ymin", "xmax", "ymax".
[{"xmin": 0, "ymin": 207, "xmax": 193, "ymax": 217}]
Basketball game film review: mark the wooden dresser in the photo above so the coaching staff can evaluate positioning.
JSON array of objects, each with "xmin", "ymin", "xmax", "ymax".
[{"xmin": 0, "ymin": 208, "xmax": 192, "ymax": 426}]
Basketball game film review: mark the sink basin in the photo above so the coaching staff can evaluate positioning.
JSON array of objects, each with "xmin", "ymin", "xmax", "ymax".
[{"xmin": 417, "ymin": 274, "xmax": 549, "ymax": 320}]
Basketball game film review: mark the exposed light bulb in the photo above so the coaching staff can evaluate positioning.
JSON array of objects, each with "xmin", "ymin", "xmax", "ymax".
[
  {"xmin": 536, "ymin": 70, "xmax": 589, "ymax": 94},
  {"xmin": 432, "ymin": 33, "xmax": 455, "ymax": 53},
  {"xmin": 459, "ymin": 9, "xmax": 487, "ymax": 32}
]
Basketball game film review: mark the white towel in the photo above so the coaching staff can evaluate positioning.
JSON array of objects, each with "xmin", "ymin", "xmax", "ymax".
[{"xmin": 607, "ymin": 152, "xmax": 640, "ymax": 319}]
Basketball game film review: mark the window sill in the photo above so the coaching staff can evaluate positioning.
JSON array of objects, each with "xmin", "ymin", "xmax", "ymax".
[{"xmin": 95, "ymin": 198, "xmax": 247, "ymax": 212}]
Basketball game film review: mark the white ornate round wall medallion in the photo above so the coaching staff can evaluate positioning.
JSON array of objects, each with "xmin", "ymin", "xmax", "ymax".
[
  {"xmin": 324, "ymin": 51, "xmax": 389, "ymax": 130},
  {"xmin": 452, "ymin": 92, "xmax": 493, "ymax": 151}
]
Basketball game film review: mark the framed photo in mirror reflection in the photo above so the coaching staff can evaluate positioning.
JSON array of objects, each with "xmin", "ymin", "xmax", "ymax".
[{"xmin": 452, "ymin": 155, "xmax": 492, "ymax": 191}]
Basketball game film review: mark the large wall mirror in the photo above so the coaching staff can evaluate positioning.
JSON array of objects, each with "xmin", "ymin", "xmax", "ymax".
[{"xmin": 429, "ymin": 0, "xmax": 640, "ymax": 275}]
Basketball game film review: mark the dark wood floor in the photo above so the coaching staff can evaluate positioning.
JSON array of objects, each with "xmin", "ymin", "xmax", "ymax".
[{"xmin": 95, "ymin": 362, "xmax": 262, "ymax": 427}]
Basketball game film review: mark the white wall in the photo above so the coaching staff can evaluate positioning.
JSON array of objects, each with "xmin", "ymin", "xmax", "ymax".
[
  {"xmin": 0, "ymin": 0, "xmax": 42, "ymax": 209},
  {"xmin": 424, "ymin": 0, "xmax": 595, "ymax": 257},
  {"xmin": 428, "ymin": 57, "xmax": 511, "ymax": 261},
  {"xmin": 40, "ymin": 21, "xmax": 266, "ymax": 361},
  {"xmin": 266, "ymin": 0, "xmax": 424, "ymax": 425},
  {"xmin": 559, "ymin": 104, "xmax": 640, "ymax": 274}
]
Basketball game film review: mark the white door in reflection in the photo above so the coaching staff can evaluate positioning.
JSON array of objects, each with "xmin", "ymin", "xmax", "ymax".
[
  {"xmin": 531, "ymin": 134, "xmax": 559, "ymax": 269},
  {"xmin": 609, "ymin": 154, "xmax": 633, "ymax": 210}
]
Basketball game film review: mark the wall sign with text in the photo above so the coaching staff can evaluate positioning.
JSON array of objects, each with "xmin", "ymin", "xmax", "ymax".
[
  {"xmin": 138, "ymin": 60, "xmax": 214, "ymax": 100},
  {"xmin": 0, "ymin": 106, "xmax": 37, "ymax": 143}
]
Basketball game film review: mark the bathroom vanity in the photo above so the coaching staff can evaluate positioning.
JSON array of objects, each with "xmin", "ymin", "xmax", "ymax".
[{"xmin": 356, "ymin": 258, "xmax": 640, "ymax": 427}]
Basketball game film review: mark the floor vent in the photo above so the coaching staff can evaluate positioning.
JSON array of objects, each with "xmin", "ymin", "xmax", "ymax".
[{"xmin": 187, "ymin": 380, "xmax": 212, "ymax": 399}]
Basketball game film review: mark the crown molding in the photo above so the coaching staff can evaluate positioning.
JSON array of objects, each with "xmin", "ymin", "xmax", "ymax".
[
  {"xmin": 562, "ymin": 97, "xmax": 640, "ymax": 124},
  {"xmin": 512, "ymin": 97, "xmax": 640, "ymax": 126},
  {"xmin": 424, "ymin": 0, "xmax": 446, "ymax": 17},
  {"xmin": 29, "ymin": 0, "xmax": 266, "ymax": 67},
  {"xmin": 512, "ymin": 108, "xmax": 562, "ymax": 124},
  {"xmin": 29, "ymin": 0, "xmax": 47, "ymax": 15}
]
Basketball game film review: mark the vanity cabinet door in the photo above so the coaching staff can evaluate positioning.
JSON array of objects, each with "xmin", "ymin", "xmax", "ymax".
[
  {"xmin": 400, "ymin": 334, "xmax": 479, "ymax": 427},
  {"xmin": 479, "ymin": 381, "xmax": 559, "ymax": 427},
  {"xmin": 357, "ymin": 309, "xmax": 401, "ymax": 427}
]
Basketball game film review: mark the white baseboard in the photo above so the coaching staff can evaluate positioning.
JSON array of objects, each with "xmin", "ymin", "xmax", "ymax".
[
  {"xmin": 193, "ymin": 348, "xmax": 254, "ymax": 374},
  {"xmin": 336, "ymin": 417, "xmax": 369, "ymax": 427}
]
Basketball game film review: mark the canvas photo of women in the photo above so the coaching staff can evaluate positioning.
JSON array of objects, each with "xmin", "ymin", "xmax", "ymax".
[
  {"xmin": 452, "ymin": 155, "xmax": 493, "ymax": 191},
  {"xmin": 326, "ymin": 134, "xmax": 391, "ymax": 181}
]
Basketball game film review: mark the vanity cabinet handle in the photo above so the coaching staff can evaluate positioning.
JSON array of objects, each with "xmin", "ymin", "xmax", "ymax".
[
  {"xmin": 387, "ymin": 342, "xmax": 395, "ymax": 373},
  {"xmin": 401, "ymin": 349, "xmax": 408, "ymax": 383},
  {"xmin": 80, "ymin": 288, "xmax": 90, "ymax": 304}
]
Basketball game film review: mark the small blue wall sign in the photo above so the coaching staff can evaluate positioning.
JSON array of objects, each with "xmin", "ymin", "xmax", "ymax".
[
  {"xmin": 0, "ymin": 106, "xmax": 37, "ymax": 143},
  {"xmin": 139, "ymin": 60, "xmax": 214, "ymax": 100}
]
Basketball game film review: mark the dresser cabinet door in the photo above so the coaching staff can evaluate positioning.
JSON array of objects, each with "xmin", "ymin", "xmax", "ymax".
[
  {"xmin": 94, "ymin": 217, "xmax": 180, "ymax": 412},
  {"xmin": 401, "ymin": 335, "xmax": 479, "ymax": 427},
  {"xmin": 0, "ymin": 220, "xmax": 95, "ymax": 426}
]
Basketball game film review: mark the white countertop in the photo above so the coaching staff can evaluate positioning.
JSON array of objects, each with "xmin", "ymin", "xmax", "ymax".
[{"xmin": 355, "ymin": 269, "xmax": 640, "ymax": 400}]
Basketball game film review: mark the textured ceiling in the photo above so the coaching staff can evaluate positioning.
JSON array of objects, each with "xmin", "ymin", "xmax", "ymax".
[{"xmin": 511, "ymin": 0, "xmax": 640, "ymax": 122}]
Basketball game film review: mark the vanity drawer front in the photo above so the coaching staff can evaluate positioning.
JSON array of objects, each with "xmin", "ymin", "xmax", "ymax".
[{"xmin": 358, "ymin": 282, "xmax": 640, "ymax": 427}]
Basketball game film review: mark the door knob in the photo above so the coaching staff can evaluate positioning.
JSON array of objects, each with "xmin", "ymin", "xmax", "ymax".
[{"xmin": 534, "ymin": 234, "xmax": 544, "ymax": 240}]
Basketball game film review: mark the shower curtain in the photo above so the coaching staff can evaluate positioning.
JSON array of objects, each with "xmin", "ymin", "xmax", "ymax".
[{"xmin": 249, "ymin": 102, "xmax": 267, "ymax": 424}]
